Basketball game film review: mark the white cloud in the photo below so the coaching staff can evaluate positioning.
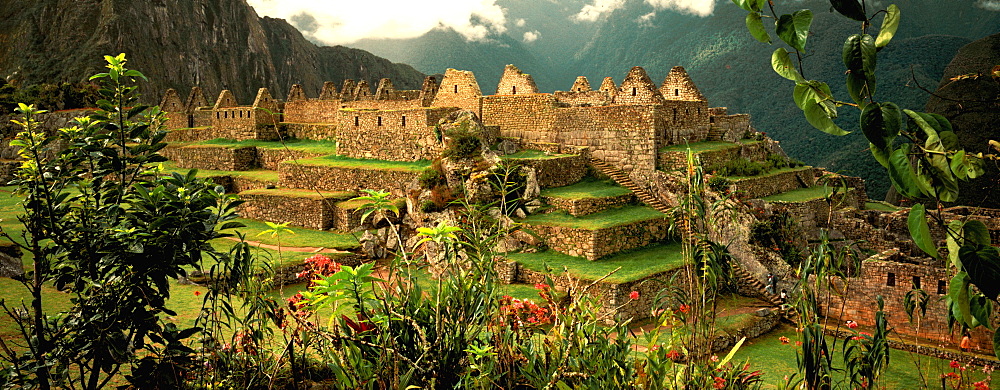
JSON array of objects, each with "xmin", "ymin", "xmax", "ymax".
[
  {"xmin": 573, "ymin": 0, "xmax": 627, "ymax": 22},
  {"xmin": 246, "ymin": 0, "xmax": 508, "ymax": 45},
  {"xmin": 977, "ymin": 0, "xmax": 1000, "ymax": 11},
  {"xmin": 644, "ymin": 0, "xmax": 716, "ymax": 17},
  {"xmin": 523, "ymin": 30, "xmax": 541, "ymax": 42},
  {"xmin": 515, "ymin": 18, "xmax": 527, "ymax": 27},
  {"xmin": 636, "ymin": 11, "xmax": 656, "ymax": 26}
]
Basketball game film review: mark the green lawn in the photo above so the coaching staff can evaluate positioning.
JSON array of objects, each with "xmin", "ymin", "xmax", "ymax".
[
  {"xmin": 728, "ymin": 165, "xmax": 812, "ymax": 180},
  {"xmin": 760, "ymin": 186, "xmax": 847, "ymax": 203},
  {"xmin": 659, "ymin": 140, "xmax": 740, "ymax": 153},
  {"xmin": 292, "ymin": 155, "xmax": 430, "ymax": 172},
  {"xmin": 541, "ymin": 178, "xmax": 632, "ymax": 199},
  {"xmin": 522, "ymin": 205, "xmax": 667, "ymax": 230},
  {"xmin": 231, "ymin": 218, "xmax": 361, "ymax": 250},
  {"xmin": 501, "ymin": 150, "xmax": 577, "ymax": 160},
  {"xmin": 160, "ymin": 161, "xmax": 280, "ymax": 183},
  {"xmin": 866, "ymin": 201, "xmax": 900, "ymax": 212},
  {"xmin": 191, "ymin": 138, "xmax": 339, "ymax": 155},
  {"xmin": 240, "ymin": 188, "xmax": 356, "ymax": 200},
  {"xmin": 508, "ymin": 242, "xmax": 685, "ymax": 283},
  {"xmin": 733, "ymin": 325, "xmax": 998, "ymax": 389}
]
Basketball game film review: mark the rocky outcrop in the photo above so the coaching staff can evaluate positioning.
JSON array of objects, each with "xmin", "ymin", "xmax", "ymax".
[{"xmin": 924, "ymin": 33, "xmax": 1000, "ymax": 208}]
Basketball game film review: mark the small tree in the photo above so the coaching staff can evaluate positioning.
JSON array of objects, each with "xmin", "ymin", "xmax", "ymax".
[{"xmin": 0, "ymin": 54, "xmax": 242, "ymax": 389}]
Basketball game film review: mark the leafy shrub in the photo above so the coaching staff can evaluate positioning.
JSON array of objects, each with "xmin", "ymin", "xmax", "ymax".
[
  {"xmin": 418, "ymin": 166, "xmax": 446, "ymax": 189},
  {"xmin": 707, "ymin": 175, "xmax": 732, "ymax": 193},
  {"xmin": 708, "ymin": 157, "xmax": 767, "ymax": 177},
  {"xmin": 749, "ymin": 210, "xmax": 803, "ymax": 267},
  {"xmin": 443, "ymin": 128, "xmax": 481, "ymax": 158}
]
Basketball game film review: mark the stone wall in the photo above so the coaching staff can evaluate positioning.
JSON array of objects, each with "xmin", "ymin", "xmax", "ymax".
[
  {"xmin": 660, "ymin": 66, "xmax": 707, "ymax": 102},
  {"xmin": 661, "ymin": 100, "xmax": 711, "ymax": 144},
  {"xmin": 818, "ymin": 252, "xmax": 997, "ymax": 354},
  {"xmin": 612, "ymin": 67, "xmax": 665, "ymax": 106},
  {"xmin": 163, "ymin": 145, "xmax": 257, "ymax": 171},
  {"xmin": 731, "ymin": 167, "xmax": 815, "ymax": 199},
  {"xmin": 345, "ymin": 99, "xmax": 423, "ymax": 111},
  {"xmin": 279, "ymin": 123, "xmax": 337, "ymax": 140},
  {"xmin": 238, "ymin": 189, "xmax": 351, "ymax": 229},
  {"xmin": 711, "ymin": 114, "xmax": 751, "ymax": 142},
  {"xmin": 0, "ymin": 160, "xmax": 19, "ymax": 186},
  {"xmin": 204, "ymin": 175, "xmax": 276, "ymax": 194},
  {"xmin": 165, "ymin": 127, "xmax": 215, "ymax": 142},
  {"xmin": 496, "ymin": 65, "xmax": 540, "ymax": 95},
  {"xmin": 283, "ymin": 100, "xmax": 343, "ymax": 123},
  {"xmin": 278, "ymin": 162, "xmax": 421, "ymax": 197},
  {"xmin": 257, "ymin": 148, "xmax": 325, "ymax": 170},
  {"xmin": 553, "ymin": 105, "xmax": 660, "ymax": 174},
  {"xmin": 482, "ymin": 94, "xmax": 559, "ymax": 144},
  {"xmin": 506, "ymin": 155, "xmax": 587, "ymax": 188},
  {"xmin": 336, "ymin": 107, "xmax": 456, "ymax": 161},
  {"xmin": 527, "ymin": 217, "xmax": 670, "ymax": 260},
  {"xmin": 552, "ymin": 91, "xmax": 611, "ymax": 107},
  {"xmin": 543, "ymin": 192, "xmax": 636, "ymax": 217},
  {"xmin": 431, "ymin": 69, "xmax": 483, "ymax": 116}
]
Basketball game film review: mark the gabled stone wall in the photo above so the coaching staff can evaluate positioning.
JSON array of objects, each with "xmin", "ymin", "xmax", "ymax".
[
  {"xmin": 496, "ymin": 64, "xmax": 540, "ymax": 95},
  {"xmin": 432, "ymin": 69, "xmax": 483, "ymax": 116},
  {"xmin": 336, "ymin": 107, "xmax": 456, "ymax": 161}
]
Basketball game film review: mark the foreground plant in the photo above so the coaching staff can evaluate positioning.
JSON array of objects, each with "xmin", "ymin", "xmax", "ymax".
[{"xmin": 0, "ymin": 54, "xmax": 242, "ymax": 389}]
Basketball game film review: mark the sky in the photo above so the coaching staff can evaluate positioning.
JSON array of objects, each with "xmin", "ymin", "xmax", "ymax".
[{"xmin": 246, "ymin": 0, "xmax": 717, "ymax": 45}]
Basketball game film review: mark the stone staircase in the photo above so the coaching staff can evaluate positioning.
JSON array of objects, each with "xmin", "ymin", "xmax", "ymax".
[
  {"xmin": 706, "ymin": 127, "xmax": 727, "ymax": 141},
  {"xmin": 590, "ymin": 157, "xmax": 784, "ymax": 308}
]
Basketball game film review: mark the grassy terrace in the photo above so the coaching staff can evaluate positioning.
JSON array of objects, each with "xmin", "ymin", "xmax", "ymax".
[
  {"xmin": 183, "ymin": 138, "xmax": 339, "ymax": 155},
  {"xmin": 232, "ymin": 218, "xmax": 361, "ymax": 250},
  {"xmin": 727, "ymin": 165, "xmax": 811, "ymax": 180},
  {"xmin": 522, "ymin": 205, "xmax": 666, "ymax": 230},
  {"xmin": 240, "ymin": 188, "xmax": 356, "ymax": 200},
  {"xmin": 160, "ymin": 161, "xmax": 280, "ymax": 183},
  {"xmin": 866, "ymin": 201, "xmax": 900, "ymax": 212},
  {"xmin": 659, "ymin": 140, "xmax": 740, "ymax": 153},
  {"xmin": 293, "ymin": 155, "xmax": 430, "ymax": 172},
  {"xmin": 336, "ymin": 197, "xmax": 407, "ymax": 210},
  {"xmin": 501, "ymin": 150, "xmax": 577, "ymax": 160},
  {"xmin": 760, "ymin": 186, "xmax": 848, "ymax": 203},
  {"xmin": 508, "ymin": 242, "xmax": 684, "ymax": 283},
  {"xmin": 540, "ymin": 178, "xmax": 631, "ymax": 199}
]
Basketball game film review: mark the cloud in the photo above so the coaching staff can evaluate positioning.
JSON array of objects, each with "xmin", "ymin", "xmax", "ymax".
[
  {"xmin": 523, "ymin": 30, "xmax": 541, "ymax": 42},
  {"xmin": 246, "ymin": 0, "xmax": 507, "ymax": 45},
  {"xmin": 515, "ymin": 18, "xmax": 526, "ymax": 27},
  {"xmin": 636, "ymin": 11, "xmax": 656, "ymax": 27},
  {"xmin": 573, "ymin": 0, "xmax": 627, "ymax": 22},
  {"xmin": 644, "ymin": 0, "xmax": 716, "ymax": 17},
  {"xmin": 977, "ymin": 0, "xmax": 1000, "ymax": 11}
]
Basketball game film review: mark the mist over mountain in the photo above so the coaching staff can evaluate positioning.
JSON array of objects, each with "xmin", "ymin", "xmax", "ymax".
[{"xmin": 0, "ymin": 0, "xmax": 426, "ymax": 104}]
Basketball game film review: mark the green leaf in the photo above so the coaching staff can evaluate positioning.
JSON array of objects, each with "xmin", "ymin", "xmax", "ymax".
[
  {"xmin": 960, "ymin": 245, "xmax": 1000, "ymax": 301},
  {"xmin": 803, "ymin": 98, "xmax": 848, "ymax": 136},
  {"xmin": 907, "ymin": 204, "xmax": 938, "ymax": 258},
  {"xmin": 875, "ymin": 4, "xmax": 900, "ymax": 49},
  {"xmin": 887, "ymin": 145, "xmax": 924, "ymax": 199},
  {"xmin": 949, "ymin": 271, "xmax": 973, "ymax": 327},
  {"xmin": 970, "ymin": 295, "xmax": 993, "ymax": 330},
  {"xmin": 746, "ymin": 12, "xmax": 771, "ymax": 43},
  {"xmin": 869, "ymin": 143, "xmax": 890, "ymax": 168},
  {"xmin": 830, "ymin": 0, "xmax": 866, "ymax": 21},
  {"xmin": 772, "ymin": 48, "xmax": 805, "ymax": 82},
  {"xmin": 842, "ymin": 34, "xmax": 877, "ymax": 104},
  {"xmin": 994, "ymin": 329, "xmax": 1000, "ymax": 360},
  {"xmin": 860, "ymin": 102, "xmax": 900, "ymax": 150},
  {"xmin": 776, "ymin": 10, "xmax": 813, "ymax": 52}
]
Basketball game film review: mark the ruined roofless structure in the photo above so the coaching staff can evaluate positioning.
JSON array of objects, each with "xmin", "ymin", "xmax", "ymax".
[{"xmin": 162, "ymin": 64, "xmax": 752, "ymax": 176}]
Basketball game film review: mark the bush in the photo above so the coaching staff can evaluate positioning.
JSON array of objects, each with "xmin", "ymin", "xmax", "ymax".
[
  {"xmin": 418, "ymin": 166, "xmax": 446, "ymax": 189},
  {"xmin": 708, "ymin": 157, "xmax": 767, "ymax": 177},
  {"xmin": 707, "ymin": 176, "xmax": 732, "ymax": 193},
  {"xmin": 749, "ymin": 210, "xmax": 803, "ymax": 267},
  {"xmin": 443, "ymin": 128, "xmax": 481, "ymax": 159}
]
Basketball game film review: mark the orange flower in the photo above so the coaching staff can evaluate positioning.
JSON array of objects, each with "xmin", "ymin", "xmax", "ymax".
[
  {"xmin": 678, "ymin": 304, "xmax": 690, "ymax": 314},
  {"xmin": 194, "ymin": 290, "xmax": 201, "ymax": 296},
  {"xmin": 779, "ymin": 336, "xmax": 790, "ymax": 345}
]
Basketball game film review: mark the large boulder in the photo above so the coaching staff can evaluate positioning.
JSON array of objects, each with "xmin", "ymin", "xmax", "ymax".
[{"xmin": 924, "ymin": 33, "xmax": 1000, "ymax": 208}]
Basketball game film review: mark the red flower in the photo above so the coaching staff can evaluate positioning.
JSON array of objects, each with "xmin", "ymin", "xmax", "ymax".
[
  {"xmin": 795, "ymin": 341, "xmax": 803, "ymax": 346},
  {"xmin": 678, "ymin": 304, "xmax": 690, "ymax": 314},
  {"xmin": 974, "ymin": 380, "xmax": 990, "ymax": 390},
  {"xmin": 779, "ymin": 336, "xmax": 790, "ymax": 345},
  {"xmin": 950, "ymin": 360, "xmax": 961, "ymax": 369},
  {"xmin": 846, "ymin": 320, "xmax": 858, "ymax": 329},
  {"xmin": 666, "ymin": 349, "xmax": 682, "ymax": 360},
  {"xmin": 629, "ymin": 291, "xmax": 640, "ymax": 300},
  {"xmin": 534, "ymin": 283, "xmax": 549, "ymax": 291},
  {"xmin": 194, "ymin": 290, "xmax": 201, "ymax": 296},
  {"xmin": 713, "ymin": 377, "xmax": 726, "ymax": 389}
]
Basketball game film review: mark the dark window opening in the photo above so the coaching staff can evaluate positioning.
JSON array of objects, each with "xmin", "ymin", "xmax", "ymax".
[
  {"xmin": 512, "ymin": 86, "xmax": 517, "ymax": 94},
  {"xmin": 239, "ymin": 111, "xmax": 243, "ymax": 118},
  {"xmin": 401, "ymin": 116, "xmax": 406, "ymax": 127},
  {"xmin": 216, "ymin": 112, "xmax": 220, "ymax": 119},
  {"xmin": 377, "ymin": 116, "xmax": 382, "ymax": 126},
  {"xmin": 698, "ymin": 107, "xmax": 701, "ymax": 115},
  {"xmin": 887, "ymin": 272, "xmax": 896, "ymax": 287},
  {"xmin": 454, "ymin": 85, "xmax": 458, "ymax": 93},
  {"xmin": 224, "ymin": 111, "xmax": 228, "ymax": 119},
  {"xmin": 912, "ymin": 276, "xmax": 921, "ymax": 289},
  {"xmin": 675, "ymin": 89, "xmax": 679, "ymax": 96},
  {"xmin": 938, "ymin": 280, "xmax": 947, "ymax": 294},
  {"xmin": 632, "ymin": 87, "xmax": 637, "ymax": 96},
  {"xmin": 673, "ymin": 108, "xmax": 678, "ymax": 123},
  {"xmin": 354, "ymin": 116, "xmax": 359, "ymax": 126}
]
